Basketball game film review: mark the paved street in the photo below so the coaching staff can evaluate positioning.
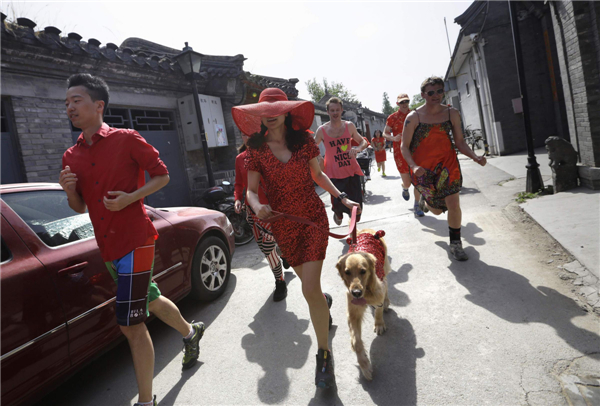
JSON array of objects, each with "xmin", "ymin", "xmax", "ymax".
[{"xmin": 40, "ymin": 150, "xmax": 600, "ymax": 406}]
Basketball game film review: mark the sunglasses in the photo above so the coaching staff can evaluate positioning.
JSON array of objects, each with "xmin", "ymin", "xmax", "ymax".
[
  {"xmin": 398, "ymin": 100, "xmax": 410, "ymax": 105},
  {"xmin": 426, "ymin": 89, "xmax": 445, "ymax": 97}
]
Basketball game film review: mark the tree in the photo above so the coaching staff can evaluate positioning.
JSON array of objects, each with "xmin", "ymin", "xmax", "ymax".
[
  {"xmin": 409, "ymin": 94, "xmax": 425, "ymax": 110},
  {"xmin": 305, "ymin": 77, "xmax": 360, "ymax": 104},
  {"xmin": 382, "ymin": 92, "xmax": 398, "ymax": 115}
]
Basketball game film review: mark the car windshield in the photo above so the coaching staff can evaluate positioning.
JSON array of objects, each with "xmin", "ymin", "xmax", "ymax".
[{"xmin": 2, "ymin": 190, "xmax": 94, "ymax": 247}]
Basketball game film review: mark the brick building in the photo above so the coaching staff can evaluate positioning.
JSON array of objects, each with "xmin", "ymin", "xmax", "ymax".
[
  {"xmin": 445, "ymin": 0, "xmax": 599, "ymax": 189},
  {"xmin": 0, "ymin": 14, "xmax": 300, "ymax": 206}
]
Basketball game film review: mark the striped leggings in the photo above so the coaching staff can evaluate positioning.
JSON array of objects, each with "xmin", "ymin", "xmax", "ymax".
[{"xmin": 246, "ymin": 207, "xmax": 283, "ymax": 280}]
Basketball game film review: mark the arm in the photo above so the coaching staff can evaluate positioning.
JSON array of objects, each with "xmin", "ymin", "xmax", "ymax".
[
  {"xmin": 314, "ymin": 126, "xmax": 324, "ymax": 146},
  {"xmin": 308, "ymin": 157, "xmax": 361, "ymax": 213},
  {"xmin": 59, "ymin": 165, "xmax": 87, "ymax": 214},
  {"xmin": 234, "ymin": 155, "xmax": 245, "ymax": 213},
  {"xmin": 450, "ymin": 109, "xmax": 486, "ymax": 166},
  {"xmin": 400, "ymin": 112, "xmax": 424, "ymax": 176},
  {"xmin": 382, "ymin": 123, "xmax": 400, "ymax": 142},
  {"xmin": 103, "ymin": 174, "xmax": 170, "ymax": 211},
  {"xmin": 246, "ymin": 170, "xmax": 272, "ymax": 220},
  {"xmin": 348, "ymin": 123, "xmax": 367, "ymax": 157}
]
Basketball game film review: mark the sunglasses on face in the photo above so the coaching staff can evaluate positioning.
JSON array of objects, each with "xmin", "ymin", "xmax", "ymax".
[
  {"xmin": 398, "ymin": 100, "xmax": 409, "ymax": 104},
  {"xmin": 426, "ymin": 89, "xmax": 445, "ymax": 97}
]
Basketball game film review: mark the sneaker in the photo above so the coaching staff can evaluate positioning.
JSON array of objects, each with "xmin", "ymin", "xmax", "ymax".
[
  {"xmin": 402, "ymin": 188, "xmax": 410, "ymax": 201},
  {"xmin": 366, "ymin": 175, "xmax": 371, "ymax": 181},
  {"xmin": 315, "ymin": 349, "xmax": 335, "ymax": 388},
  {"xmin": 273, "ymin": 279, "xmax": 288, "ymax": 302},
  {"xmin": 377, "ymin": 166, "xmax": 381, "ymax": 172},
  {"xmin": 133, "ymin": 395, "xmax": 157, "ymax": 406},
  {"xmin": 450, "ymin": 241, "xmax": 469, "ymax": 261},
  {"xmin": 182, "ymin": 321, "xmax": 206, "ymax": 369},
  {"xmin": 418, "ymin": 195, "xmax": 430, "ymax": 213},
  {"xmin": 382, "ymin": 172, "xmax": 386, "ymax": 177},
  {"xmin": 414, "ymin": 203, "xmax": 425, "ymax": 217},
  {"xmin": 332, "ymin": 213, "xmax": 342, "ymax": 226},
  {"xmin": 323, "ymin": 292, "xmax": 333, "ymax": 329},
  {"xmin": 281, "ymin": 257, "xmax": 290, "ymax": 269}
]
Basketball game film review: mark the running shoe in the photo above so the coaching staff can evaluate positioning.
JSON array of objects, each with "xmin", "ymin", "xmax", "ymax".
[
  {"xmin": 332, "ymin": 213, "xmax": 342, "ymax": 226},
  {"xmin": 182, "ymin": 321, "xmax": 206, "ymax": 369},
  {"xmin": 315, "ymin": 349, "xmax": 335, "ymax": 388},
  {"xmin": 273, "ymin": 279, "xmax": 288, "ymax": 302},
  {"xmin": 133, "ymin": 395, "xmax": 157, "ymax": 406},
  {"xmin": 402, "ymin": 188, "xmax": 410, "ymax": 201},
  {"xmin": 414, "ymin": 203, "xmax": 425, "ymax": 217},
  {"xmin": 323, "ymin": 292, "xmax": 333, "ymax": 329},
  {"xmin": 450, "ymin": 241, "xmax": 469, "ymax": 261}
]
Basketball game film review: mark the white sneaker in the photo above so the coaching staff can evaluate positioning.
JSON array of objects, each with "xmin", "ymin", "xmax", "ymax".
[{"xmin": 366, "ymin": 175, "xmax": 371, "ymax": 181}]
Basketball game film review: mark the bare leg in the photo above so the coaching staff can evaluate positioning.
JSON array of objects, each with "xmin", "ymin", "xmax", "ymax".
[
  {"xmin": 293, "ymin": 260, "xmax": 329, "ymax": 350},
  {"xmin": 445, "ymin": 193, "xmax": 462, "ymax": 228},
  {"xmin": 382, "ymin": 162, "xmax": 385, "ymax": 173},
  {"xmin": 120, "ymin": 323, "xmax": 154, "ymax": 404},
  {"xmin": 400, "ymin": 172, "xmax": 412, "ymax": 190},
  {"xmin": 148, "ymin": 296, "xmax": 191, "ymax": 337}
]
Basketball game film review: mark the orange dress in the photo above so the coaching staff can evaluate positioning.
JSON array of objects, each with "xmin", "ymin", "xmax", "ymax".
[
  {"xmin": 386, "ymin": 109, "xmax": 410, "ymax": 173},
  {"xmin": 409, "ymin": 112, "xmax": 462, "ymax": 211}
]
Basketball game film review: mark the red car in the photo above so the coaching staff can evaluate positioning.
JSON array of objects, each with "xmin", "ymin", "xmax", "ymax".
[{"xmin": 0, "ymin": 183, "xmax": 235, "ymax": 406}]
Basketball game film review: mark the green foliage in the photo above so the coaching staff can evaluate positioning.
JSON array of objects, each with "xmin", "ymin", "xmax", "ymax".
[
  {"xmin": 305, "ymin": 77, "xmax": 360, "ymax": 104},
  {"xmin": 409, "ymin": 94, "xmax": 425, "ymax": 110},
  {"xmin": 382, "ymin": 92, "xmax": 398, "ymax": 115},
  {"xmin": 515, "ymin": 191, "xmax": 540, "ymax": 203}
]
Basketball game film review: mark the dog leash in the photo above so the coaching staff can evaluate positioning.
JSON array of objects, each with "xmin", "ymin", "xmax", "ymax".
[{"xmin": 264, "ymin": 206, "xmax": 359, "ymax": 242}]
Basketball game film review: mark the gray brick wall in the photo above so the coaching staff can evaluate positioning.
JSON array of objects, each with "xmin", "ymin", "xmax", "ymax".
[{"xmin": 11, "ymin": 96, "xmax": 72, "ymax": 183}]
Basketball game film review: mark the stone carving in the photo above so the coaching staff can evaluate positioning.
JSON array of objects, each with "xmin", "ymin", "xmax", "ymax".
[{"xmin": 545, "ymin": 136, "xmax": 579, "ymax": 192}]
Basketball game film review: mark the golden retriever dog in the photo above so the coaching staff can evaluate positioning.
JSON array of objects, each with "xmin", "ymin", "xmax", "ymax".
[{"xmin": 336, "ymin": 228, "xmax": 391, "ymax": 380}]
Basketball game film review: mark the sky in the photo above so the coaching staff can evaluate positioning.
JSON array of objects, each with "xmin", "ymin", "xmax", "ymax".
[{"xmin": 2, "ymin": 1, "xmax": 473, "ymax": 113}]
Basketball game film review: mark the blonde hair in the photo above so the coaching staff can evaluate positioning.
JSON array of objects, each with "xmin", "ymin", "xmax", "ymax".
[{"xmin": 326, "ymin": 97, "xmax": 343, "ymax": 111}]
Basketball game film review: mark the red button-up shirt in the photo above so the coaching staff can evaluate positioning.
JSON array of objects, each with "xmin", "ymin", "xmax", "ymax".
[
  {"xmin": 234, "ymin": 150, "xmax": 268, "ymax": 204},
  {"xmin": 62, "ymin": 123, "xmax": 169, "ymax": 261}
]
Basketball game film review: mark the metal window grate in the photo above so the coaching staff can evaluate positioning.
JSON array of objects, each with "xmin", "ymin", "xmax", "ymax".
[{"xmin": 70, "ymin": 108, "xmax": 174, "ymax": 132}]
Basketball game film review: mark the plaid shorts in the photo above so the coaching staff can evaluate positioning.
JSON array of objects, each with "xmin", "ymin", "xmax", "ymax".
[{"xmin": 105, "ymin": 237, "xmax": 161, "ymax": 326}]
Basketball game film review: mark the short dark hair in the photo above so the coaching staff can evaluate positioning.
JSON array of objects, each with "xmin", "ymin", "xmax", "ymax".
[
  {"xmin": 67, "ymin": 73, "xmax": 110, "ymax": 114},
  {"xmin": 326, "ymin": 97, "xmax": 343, "ymax": 111},
  {"xmin": 420, "ymin": 76, "xmax": 445, "ymax": 93}
]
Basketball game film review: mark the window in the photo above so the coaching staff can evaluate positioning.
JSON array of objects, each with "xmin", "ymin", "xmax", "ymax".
[
  {"xmin": 71, "ymin": 108, "xmax": 175, "ymax": 132},
  {"xmin": 1, "ymin": 238, "xmax": 11, "ymax": 263},
  {"xmin": 2, "ymin": 191, "xmax": 94, "ymax": 247}
]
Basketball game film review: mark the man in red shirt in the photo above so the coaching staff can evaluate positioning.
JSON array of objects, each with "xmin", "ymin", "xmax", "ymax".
[
  {"xmin": 60, "ymin": 74, "xmax": 204, "ymax": 406},
  {"xmin": 383, "ymin": 93, "xmax": 424, "ymax": 217}
]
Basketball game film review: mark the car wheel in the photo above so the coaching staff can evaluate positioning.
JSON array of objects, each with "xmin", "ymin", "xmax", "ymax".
[
  {"xmin": 225, "ymin": 207, "xmax": 254, "ymax": 246},
  {"xmin": 191, "ymin": 236, "xmax": 231, "ymax": 301}
]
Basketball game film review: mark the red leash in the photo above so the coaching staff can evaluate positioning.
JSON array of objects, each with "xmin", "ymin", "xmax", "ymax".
[{"xmin": 264, "ymin": 206, "xmax": 359, "ymax": 242}]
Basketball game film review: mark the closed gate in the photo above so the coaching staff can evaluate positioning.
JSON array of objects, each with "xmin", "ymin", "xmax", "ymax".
[{"xmin": 71, "ymin": 107, "xmax": 191, "ymax": 207}]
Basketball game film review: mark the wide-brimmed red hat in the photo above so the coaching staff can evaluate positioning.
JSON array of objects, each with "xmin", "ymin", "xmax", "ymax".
[{"xmin": 232, "ymin": 88, "xmax": 314, "ymax": 136}]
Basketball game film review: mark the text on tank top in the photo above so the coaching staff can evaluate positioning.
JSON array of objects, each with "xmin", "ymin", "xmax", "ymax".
[{"xmin": 322, "ymin": 123, "xmax": 364, "ymax": 179}]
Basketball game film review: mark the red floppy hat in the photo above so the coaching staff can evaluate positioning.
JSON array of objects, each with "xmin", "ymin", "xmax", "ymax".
[{"xmin": 232, "ymin": 88, "xmax": 315, "ymax": 136}]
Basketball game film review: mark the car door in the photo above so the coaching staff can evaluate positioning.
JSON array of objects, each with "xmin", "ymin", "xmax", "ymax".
[
  {"xmin": 1, "ymin": 189, "xmax": 119, "ymax": 369},
  {"xmin": 0, "ymin": 213, "xmax": 70, "ymax": 406}
]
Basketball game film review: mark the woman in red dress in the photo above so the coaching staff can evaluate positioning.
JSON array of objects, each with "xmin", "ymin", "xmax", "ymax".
[
  {"xmin": 372, "ymin": 130, "xmax": 387, "ymax": 177},
  {"xmin": 232, "ymin": 88, "xmax": 360, "ymax": 389}
]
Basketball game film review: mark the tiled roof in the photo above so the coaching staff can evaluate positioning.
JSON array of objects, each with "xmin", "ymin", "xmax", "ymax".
[
  {"xmin": 0, "ymin": 14, "xmax": 245, "ymax": 79},
  {"xmin": 243, "ymin": 73, "xmax": 299, "ymax": 98}
]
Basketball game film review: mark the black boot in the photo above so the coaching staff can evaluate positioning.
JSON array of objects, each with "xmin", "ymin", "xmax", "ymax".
[
  {"xmin": 315, "ymin": 349, "xmax": 335, "ymax": 388},
  {"xmin": 323, "ymin": 292, "xmax": 333, "ymax": 329},
  {"xmin": 273, "ymin": 279, "xmax": 287, "ymax": 302}
]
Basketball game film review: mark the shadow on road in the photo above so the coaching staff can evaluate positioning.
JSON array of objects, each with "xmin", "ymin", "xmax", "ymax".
[
  {"xmin": 437, "ymin": 241, "xmax": 600, "ymax": 357},
  {"xmin": 361, "ymin": 309, "xmax": 424, "ymax": 405},
  {"xmin": 417, "ymin": 215, "xmax": 486, "ymax": 246},
  {"xmin": 387, "ymin": 263, "xmax": 413, "ymax": 308},
  {"xmin": 37, "ymin": 274, "xmax": 237, "ymax": 406},
  {"xmin": 241, "ymin": 285, "xmax": 312, "ymax": 404},
  {"xmin": 366, "ymin": 193, "xmax": 393, "ymax": 205}
]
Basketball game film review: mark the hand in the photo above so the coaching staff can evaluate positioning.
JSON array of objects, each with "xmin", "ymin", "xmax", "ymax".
[
  {"xmin": 342, "ymin": 198, "xmax": 362, "ymax": 214},
  {"xmin": 474, "ymin": 155, "xmax": 487, "ymax": 166},
  {"xmin": 103, "ymin": 191, "xmax": 134, "ymax": 211},
  {"xmin": 349, "ymin": 148, "xmax": 359, "ymax": 159},
  {"xmin": 59, "ymin": 166, "xmax": 77, "ymax": 193},
  {"xmin": 255, "ymin": 204, "xmax": 273, "ymax": 220},
  {"xmin": 234, "ymin": 200, "xmax": 242, "ymax": 214},
  {"xmin": 412, "ymin": 165, "xmax": 426, "ymax": 177}
]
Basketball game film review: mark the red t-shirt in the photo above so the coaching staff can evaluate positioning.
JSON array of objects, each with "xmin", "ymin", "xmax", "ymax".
[
  {"xmin": 62, "ymin": 123, "xmax": 169, "ymax": 261},
  {"xmin": 386, "ymin": 109, "xmax": 410, "ymax": 138}
]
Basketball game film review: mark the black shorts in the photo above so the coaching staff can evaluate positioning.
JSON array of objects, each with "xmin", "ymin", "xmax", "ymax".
[{"xmin": 330, "ymin": 175, "xmax": 363, "ymax": 220}]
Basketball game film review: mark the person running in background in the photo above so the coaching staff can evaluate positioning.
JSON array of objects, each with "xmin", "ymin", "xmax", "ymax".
[
  {"xmin": 383, "ymin": 93, "xmax": 424, "ymax": 217},
  {"xmin": 315, "ymin": 97, "xmax": 367, "ymax": 225},
  {"xmin": 401, "ymin": 76, "xmax": 487, "ymax": 261},
  {"xmin": 60, "ymin": 74, "xmax": 204, "ymax": 406},
  {"xmin": 232, "ymin": 88, "xmax": 361, "ymax": 388},
  {"xmin": 372, "ymin": 129, "xmax": 387, "ymax": 177},
  {"xmin": 234, "ymin": 133, "xmax": 288, "ymax": 301}
]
